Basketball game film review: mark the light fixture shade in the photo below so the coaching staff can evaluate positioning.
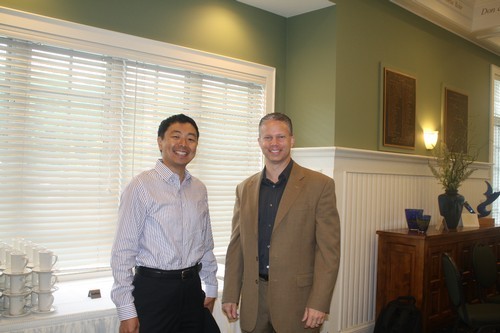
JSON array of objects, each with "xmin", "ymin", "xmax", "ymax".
[{"xmin": 424, "ymin": 130, "xmax": 438, "ymax": 150}]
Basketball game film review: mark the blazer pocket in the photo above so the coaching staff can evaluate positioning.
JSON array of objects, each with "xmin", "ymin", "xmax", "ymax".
[{"xmin": 296, "ymin": 273, "xmax": 313, "ymax": 287}]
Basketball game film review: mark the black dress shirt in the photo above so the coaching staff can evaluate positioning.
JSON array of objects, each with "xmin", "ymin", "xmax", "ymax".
[{"xmin": 258, "ymin": 160, "xmax": 293, "ymax": 275}]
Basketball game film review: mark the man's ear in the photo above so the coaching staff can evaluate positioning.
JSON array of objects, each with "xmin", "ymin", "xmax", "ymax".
[{"xmin": 157, "ymin": 136, "xmax": 162, "ymax": 152}]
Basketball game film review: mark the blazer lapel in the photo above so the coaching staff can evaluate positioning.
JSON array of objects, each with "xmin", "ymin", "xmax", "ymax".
[
  {"xmin": 274, "ymin": 164, "xmax": 305, "ymax": 230},
  {"xmin": 247, "ymin": 173, "xmax": 262, "ymax": 236}
]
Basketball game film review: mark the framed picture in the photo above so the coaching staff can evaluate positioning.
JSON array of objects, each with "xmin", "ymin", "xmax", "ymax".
[
  {"xmin": 382, "ymin": 67, "xmax": 416, "ymax": 150},
  {"xmin": 443, "ymin": 87, "xmax": 468, "ymax": 153}
]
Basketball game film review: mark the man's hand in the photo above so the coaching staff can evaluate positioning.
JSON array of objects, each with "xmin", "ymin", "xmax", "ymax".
[
  {"xmin": 204, "ymin": 297, "xmax": 216, "ymax": 312},
  {"xmin": 119, "ymin": 317, "xmax": 139, "ymax": 333},
  {"xmin": 222, "ymin": 302, "xmax": 239, "ymax": 321},
  {"xmin": 302, "ymin": 307, "xmax": 326, "ymax": 329}
]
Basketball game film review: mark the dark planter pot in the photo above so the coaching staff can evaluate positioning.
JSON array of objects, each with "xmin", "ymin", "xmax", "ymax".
[{"xmin": 438, "ymin": 190, "xmax": 465, "ymax": 230}]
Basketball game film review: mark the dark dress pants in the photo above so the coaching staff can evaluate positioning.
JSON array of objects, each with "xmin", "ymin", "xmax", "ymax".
[{"xmin": 132, "ymin": 272, "xmax": 205, "ymax": 333}]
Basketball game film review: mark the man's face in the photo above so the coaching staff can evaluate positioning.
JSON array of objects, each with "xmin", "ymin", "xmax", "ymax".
[
  {"xmin": 258, "ymin": 119, "xmax": 294, "ymax": 165},
  {"xmin": 157, "ymin": 122, "xmax": 198, "ymax": 175}
]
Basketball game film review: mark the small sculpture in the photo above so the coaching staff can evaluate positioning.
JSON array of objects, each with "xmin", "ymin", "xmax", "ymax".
[{"xmin": 477, "ymin": 181, "xmax": 500, "ymax": 217}]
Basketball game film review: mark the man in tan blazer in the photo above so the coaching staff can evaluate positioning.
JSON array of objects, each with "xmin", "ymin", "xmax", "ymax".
[{"xmin": 222, "ymin": 113, "xmax": 341, "ymax": 333}]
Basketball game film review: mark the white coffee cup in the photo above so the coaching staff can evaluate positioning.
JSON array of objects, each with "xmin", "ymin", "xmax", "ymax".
[
  {"xmin": 37, "ymin": 292, "xmax": 54, "ymax": 312},
  {"xmin": 38, "ymin": 250, "xmax": 57, "ymax": 271},
  {"xmin": 32, "ymin": 246, "xmax": 45, "ymax": 269},
  {"xmin": 0, "ymin": 273, "xmax": 5, "ymax": 290},
  {"xmin": 11, "ymin": 238, "xmax": 23, "ymax": 251},
  {"xmin": 24, "ymin": 241, "xmax": 35, "ymax": 265},
  {"xmin": 8, "ymin": 294, "xmax": 30, "ymax": 316},
  {"xmin": 0, "ymin": 246, "xmax": 5, "ymax": 266},
  {"xmin": 7, "ymin": 274, "xmax": 28, "ymax": 294},
  {"xmin": 9, "ymin": 252, "xmax": 28, "ymax": 273},
  {"xmin": 2, "ymin": 293, "xmax": 9, "ymax": 311},
  {"xmin": 18, "ymin": 239, "xmax": 27, "ymax": 253},
  {"xmin": 37, "ymin": 272, "xmax": 58, "ymax": 291},
  {"xmin": 0, "ymin": 242, "xmax": 11, "ymax": 265},
  {"xmin": 31, "ymin": 292, "xmax": 38, "ymax": 308},
  {"xmin": 4, "ymin": 247, "xmax": 13, "ymax": 268}
]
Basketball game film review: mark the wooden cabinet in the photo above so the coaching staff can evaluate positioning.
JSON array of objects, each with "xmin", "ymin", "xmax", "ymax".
[{"xmin": 376, "ymin": 226, "xmax": 500, "ymax": 333}]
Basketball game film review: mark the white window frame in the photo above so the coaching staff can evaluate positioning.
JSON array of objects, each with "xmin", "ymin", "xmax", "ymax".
[
  {"xmin": 0, "ymin": 8, "xmax": 275, "ymax": 104},
  {"xmin": 0, "ymin": 7, "xmax": 275, "ymax": 278}
]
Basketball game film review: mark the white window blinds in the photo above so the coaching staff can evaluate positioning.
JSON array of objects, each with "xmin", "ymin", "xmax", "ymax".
[{"xmin": 0, "ymin": 11, "xmax": 272, "ymax": 275}]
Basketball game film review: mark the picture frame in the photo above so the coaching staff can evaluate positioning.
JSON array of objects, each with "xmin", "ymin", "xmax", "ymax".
[
  {"xmin": 443, "ymin": 87, "xmax": 468, "ymax": 153},
  {"xmin": 382, "ymin": 67, "xmax": 416, "ymax": 150}
]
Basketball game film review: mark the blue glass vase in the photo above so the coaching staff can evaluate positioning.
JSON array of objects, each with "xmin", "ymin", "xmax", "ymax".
[{"xmin": 438, "ymin": 190, "xmax": 464, "ymax": 230}]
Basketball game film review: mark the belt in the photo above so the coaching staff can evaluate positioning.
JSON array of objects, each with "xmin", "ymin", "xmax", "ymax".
[
  {"xmin": 136, "ymin": 263, "xmax": 201, "ymax": 280},
  {"xmin": 259, "ymin": 273, "xmax": 269, "ymax": 281}
]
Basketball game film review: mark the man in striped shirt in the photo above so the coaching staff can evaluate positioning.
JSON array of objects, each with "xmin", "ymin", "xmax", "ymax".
[{"xmin": 111, "ymin": 114, "xmax": 219, "ymax": 333}]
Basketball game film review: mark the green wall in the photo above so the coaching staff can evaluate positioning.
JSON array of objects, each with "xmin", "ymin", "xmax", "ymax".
[
  {"xmin": 286, "ymin": 7, "xmax": 336, "ymax": 148},
  {"xmin": 1, "ymin": 0, "xmax": 499, "ymax": 160},
  {"xmin": 332, "ymin": 0, "xmax": 500, "ymax": 160}
]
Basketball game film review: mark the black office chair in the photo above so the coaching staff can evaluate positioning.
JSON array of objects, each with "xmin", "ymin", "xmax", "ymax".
[
  {"xmin": 472, "ymin": 243, "xmax": 500, "ymax": 304},
  {"xmin": 441, "ymin": 252, "xmax": 500, "ymax": 332}
]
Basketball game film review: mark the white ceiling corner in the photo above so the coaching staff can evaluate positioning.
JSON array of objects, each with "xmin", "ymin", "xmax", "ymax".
[
  {"xmin": 236, "ymin": 0, "xmax": 335, "ymax": 18},
  {"xmin": 390, "ymin": 0, "xmax": 500, "ymax": 56},
  {"xmin": 237, "ymin": 0, "xmax": 499, "ymax": 55}
]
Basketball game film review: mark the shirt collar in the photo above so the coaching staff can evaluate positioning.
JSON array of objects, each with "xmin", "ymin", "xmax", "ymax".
[
  {"xmin": 155, "ymin": 159, "xmax": 192, "ymax": 183},
  {"xmin": 261, "ymin": 159, "xmax": 294, "ymax": 185}
]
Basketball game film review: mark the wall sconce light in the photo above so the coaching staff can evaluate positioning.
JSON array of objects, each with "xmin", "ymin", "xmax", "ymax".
[{"xmin": 424, "ymin": 130, "xmax": 438, "ymax": 150}]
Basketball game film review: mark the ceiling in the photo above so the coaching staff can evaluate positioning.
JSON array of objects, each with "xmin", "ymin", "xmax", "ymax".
[
  {"xmin": 391, "ymin": 0, "xmax": 500, "ymax": 56},
  {"xmin": 236, "ymin": 0, "xmax": 500, "ymax": 56},
  {"xmin": 236, "ymin": 0, "xmax": 334, "ymax": 18}
]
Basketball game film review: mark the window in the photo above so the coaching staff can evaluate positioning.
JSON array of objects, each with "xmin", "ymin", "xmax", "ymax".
[
  {"xmin": 491, "ymin": 64, "xmax": 500, "ymax": 221},
  {"xmin": 0, "ymin": 8, "xmax": 274, "ymax": 276}
]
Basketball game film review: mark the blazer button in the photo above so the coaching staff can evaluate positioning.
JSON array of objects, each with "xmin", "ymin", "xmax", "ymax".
[{"xmin": 255, "ymin": 279, "xmax": 258, "ymax": 284}]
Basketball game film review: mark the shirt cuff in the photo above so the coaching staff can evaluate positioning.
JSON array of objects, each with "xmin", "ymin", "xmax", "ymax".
[
  {"xmin": 204, "ymin": 284, "xmax": 218, "ymax": 298},
  {"xmin": 116, "ymin": 304, "xmax": 138, "ymax": 321}
]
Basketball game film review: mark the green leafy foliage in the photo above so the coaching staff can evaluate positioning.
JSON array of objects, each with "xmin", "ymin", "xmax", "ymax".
[{"xmin": 428, "ymin": 141, "xmax": 477, "ymax": 192}]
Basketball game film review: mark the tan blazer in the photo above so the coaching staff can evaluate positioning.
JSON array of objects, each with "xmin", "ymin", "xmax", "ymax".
[{"xmin": 223, "ymin": 162, "xmax": 341, "ymax": 332}]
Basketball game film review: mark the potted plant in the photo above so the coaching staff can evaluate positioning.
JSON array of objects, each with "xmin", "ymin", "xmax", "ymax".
[{"xmin": 428, "ymin": 140, "xmax": 477, "ymax": 229}]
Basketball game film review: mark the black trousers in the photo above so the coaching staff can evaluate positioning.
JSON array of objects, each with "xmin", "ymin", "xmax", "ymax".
[{"xmin": 132, "ymin": 271, "xmax": 205, "ymax": 333}]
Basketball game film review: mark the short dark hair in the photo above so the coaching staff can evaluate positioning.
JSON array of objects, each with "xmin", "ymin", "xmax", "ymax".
[
  {"xmin": 259, "ymin": 112, "xmax": 293, "ymax": 135},
  {"xmin": 158, "ymin": 114, "xmax": 199, "ymax": 138}
]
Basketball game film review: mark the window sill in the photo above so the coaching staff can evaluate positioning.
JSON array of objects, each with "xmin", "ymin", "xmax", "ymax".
[{"xmin": 0, "ymin": 276, "xmax": 118, "ymax": 332}]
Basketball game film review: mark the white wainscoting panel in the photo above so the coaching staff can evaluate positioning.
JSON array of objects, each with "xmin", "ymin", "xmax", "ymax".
[{"xmin": 292, "ymin": 147, "xmax": 491, "ymax": 333}]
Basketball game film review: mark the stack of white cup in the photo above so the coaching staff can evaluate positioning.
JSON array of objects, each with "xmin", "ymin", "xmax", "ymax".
[
  {"xmin": 0, "ymin": 239, "xmax": 58, "ymax": 316},
  {"xmin": 31, "ymin": 249, "xmax": 58, "ymax": 313},
  {"xmin": 0, "ymin": 241, "xmax": 12, "ymax": 311},
  {"xmin": 2, "ymin": 250, "xmax": 32, "ymax": 317}
]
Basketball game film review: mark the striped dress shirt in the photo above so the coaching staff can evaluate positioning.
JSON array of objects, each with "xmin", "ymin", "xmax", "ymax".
[{"xmin": 110, "ymin": 159, "xmax": 218, "ymax": 321}]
